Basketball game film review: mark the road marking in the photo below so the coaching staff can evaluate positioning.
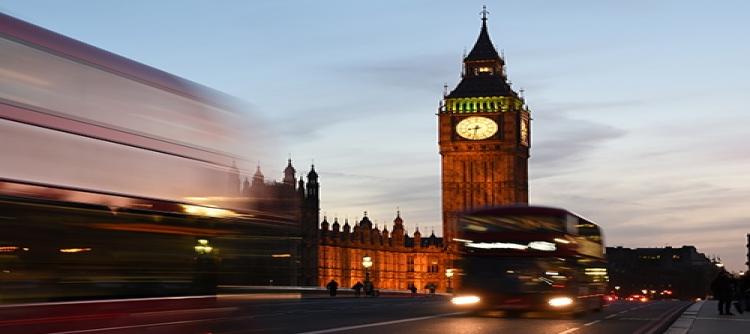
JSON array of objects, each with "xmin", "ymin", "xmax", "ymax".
[
  {"xmin": 583, "ymin": 320, "xmax": 600, "ymax": 326},
  {"xmin": 135, "ymin": 307, "xmax": 237, "ymax": 317},
  {"xmin": 46, "ymin": 317, "xmax": 226, "ymax": 333},
  {"xmin": 0, "ymin": 295, "xmax": 216, "ymax": 309},
  {"xmin": 695, "ymin": 317, "xmax": 750, "ymax": 322},
  {"xmin": 605, "ymin": 314, "xmax": 617, "ymax": 319},
  {"xmin": 557, "ymin": 327, "xmax": 580, "ymax": 334},
  {"xmin": 295, "ymin": 312, "xmax": 468, "ymax": 334}
]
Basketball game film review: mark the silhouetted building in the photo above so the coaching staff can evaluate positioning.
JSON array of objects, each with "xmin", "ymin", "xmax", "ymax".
[
  {"xmin": 233, "ymin": 160, "xmax": 320, "ymax": 286},
  {"xmin": 606, "ymin": 246, "xmax": 719, "ymax": 299}
]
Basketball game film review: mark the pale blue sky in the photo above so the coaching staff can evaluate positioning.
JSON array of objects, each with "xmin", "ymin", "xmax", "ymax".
[{"xmin": 3, "ymin": 1, "xmax": 749, "ymax": 270}]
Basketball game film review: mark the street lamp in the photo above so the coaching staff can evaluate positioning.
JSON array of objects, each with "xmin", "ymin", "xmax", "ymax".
[
  {"xmin": 445, "ymin": 269, "xmax": 454, "ymax": 293},
  {"xmin": 362, "ymin": 255, "xmax": 373, "ymax": 283}
]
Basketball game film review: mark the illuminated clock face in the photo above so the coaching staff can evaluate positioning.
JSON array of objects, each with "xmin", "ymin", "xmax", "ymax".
[{"xmin": 455, "ymin": 116, "xmax": 498, "ymax": 140}]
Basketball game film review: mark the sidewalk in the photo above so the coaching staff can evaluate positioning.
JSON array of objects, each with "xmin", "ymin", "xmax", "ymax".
[{"xmin": 665, "ymin": 300, "xmax": 750, "ymax": 334}]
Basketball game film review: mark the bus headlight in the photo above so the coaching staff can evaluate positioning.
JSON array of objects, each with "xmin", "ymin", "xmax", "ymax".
[
  {"xmin": 451, "ymin": 295, "xmax": 481, "ymax": 305},
  {"xmin": 548, "ymin": 296, "xmax": 574, "ymax": 307}
]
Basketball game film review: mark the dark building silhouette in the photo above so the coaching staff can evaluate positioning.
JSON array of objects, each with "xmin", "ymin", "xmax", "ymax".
[
  {"xmin": 606, "ymin": 246, "xmax": 719, "ymax": 299},
  {"xmin": 234, "ymin": 160, "xmax": 320, "ymax": 286}
]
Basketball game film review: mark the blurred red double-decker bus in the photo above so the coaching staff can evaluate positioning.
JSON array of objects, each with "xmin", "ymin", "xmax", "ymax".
[
  {"xmin": 451, "ymin": 205, "xmax": 608, "ymax": 314},
  {"xmin": 0, "ymin": 13, "xmax": 300, "ymax": 303}
]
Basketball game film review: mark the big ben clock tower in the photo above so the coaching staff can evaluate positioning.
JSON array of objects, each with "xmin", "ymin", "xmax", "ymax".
[{"xmin": 439, "ymin": 8, "xmax": 530, "ymax": 245}]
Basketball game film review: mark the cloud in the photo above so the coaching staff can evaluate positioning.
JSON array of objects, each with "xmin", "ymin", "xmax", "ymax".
[
  {"xmin": 530, "ymin": 115, "xmax": 627, "ymax": 177},
  {"xmin": 332, "ymin": 52, "xmax": 459, "ymax": 93}
]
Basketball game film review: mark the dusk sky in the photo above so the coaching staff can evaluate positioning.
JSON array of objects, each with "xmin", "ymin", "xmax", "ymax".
[{"xmin": 3, "ymin": 1, "xmax": 749, "ymax": 271}]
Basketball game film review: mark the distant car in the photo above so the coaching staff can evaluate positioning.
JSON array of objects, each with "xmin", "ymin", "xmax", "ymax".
[{"xmin": 625, "ymin": 294, "xmax": 648, "ymax": 302}]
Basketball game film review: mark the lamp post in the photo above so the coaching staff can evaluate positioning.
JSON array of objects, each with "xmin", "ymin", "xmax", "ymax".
[
  {"xmin": 362, "ymin": 255, "xmax": 373, "ymax": 283},
  {"xmin": 445, "ymin": 268, "xmax": 454, "ymax": 293}
]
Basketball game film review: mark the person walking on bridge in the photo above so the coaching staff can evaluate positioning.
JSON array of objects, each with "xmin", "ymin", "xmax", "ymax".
[
  {"xmin": 326, "ymin": 279, "xmax": 339, "ymax": 297},
  {"xmin": 711, "ymin": 270, "xmax": 734, "ymax": 315},
  {"xmin": 352, "ymin": 281, "xmax": 364, "ymax": 297}
]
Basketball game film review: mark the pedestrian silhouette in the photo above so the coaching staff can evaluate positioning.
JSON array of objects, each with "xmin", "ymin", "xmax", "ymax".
[
  {"xmin": 326, "ymin": 279, "xmax": 339, "ymax": 297},
  {"xmin": 408, "ymin": 283, "xmax": 417, "ymax": 294},
  {"xmin": 425, "ymin": 282, "xmax": 436, "ymax": 294},
  {"xmin": 732, "ymin": 275, "xmax": 744, "ymax": 314},
  {"xmin": 711, "ymin": 270, "xmax": 734, "ymax": 315},
  {"xmin": 741, "ymin": 272, "xmax": 750, "ymax": 310},
  {"xmin": 364, "ymin": 280, "xmax": 374, "ymax": 296},
  {"xmin": 352, "ymin": 281, "xmax": 364, "ymax": 297}
]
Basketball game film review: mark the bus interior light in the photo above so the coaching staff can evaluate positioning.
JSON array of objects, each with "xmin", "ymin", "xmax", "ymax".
[
  {"xmin": 548, "ymin": 296, "xmax": 574, "ymax": 307},
  {"xmin": 553, "ymin": 238, "xmax": 570, "ymax": 244},
  {"xmin": 528, "ymin": 241, "xmax": 556, "ymax": 251},
  {"xmin": 452, "ymin": 238, "xmax": 473, "ymax": 243},
  {"xmin": 451, "ymin": 295, "xmax": 481, "ymax": 305}
]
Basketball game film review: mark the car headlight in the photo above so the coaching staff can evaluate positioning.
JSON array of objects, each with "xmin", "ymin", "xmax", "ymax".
[
  {"xmin": 548, "ymin": 296, "xmax": 574, "ymax": 307},
  {"xmin": 451, "ymin": 295, "xmax": 481, "ymax": 305}
]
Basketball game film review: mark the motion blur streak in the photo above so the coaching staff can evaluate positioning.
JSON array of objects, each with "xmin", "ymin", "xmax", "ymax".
[
  {"xmin": 0, "ymin": 12, "xmax": 270, "ymax": 208},
  {"xmin": 0, "ymin": 13, "xmax": 301, "ymax": 305}
]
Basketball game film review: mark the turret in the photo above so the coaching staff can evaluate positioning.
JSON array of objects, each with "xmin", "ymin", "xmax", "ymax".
[
  {"xmin": 320, "ymin": 216, "xmax": 329, "ymax": 240},
  {"xmin": 283, "ymin": 159, "xmax": 296, "ymax": 186},
  {"xmin": 252, "ymin": 165, "xmax": 264, "ymax": 187},
  {"xmin": 306, "ymin": 165, "xmax": 319, "ymax": 199},
  {"xmin": 382, "ymin": 226, "xmax": 390, "ymax": 247},
  {"xmin": 413, "ymin": 227, "xmax": 422, "ymax": 248},
  {"xmin": 391, "ymin": 211, "xmax": 405, "ymax": 247},
  {"xmin": 342, "ymin": 218, "xmax": 352, "ymax": 244}
]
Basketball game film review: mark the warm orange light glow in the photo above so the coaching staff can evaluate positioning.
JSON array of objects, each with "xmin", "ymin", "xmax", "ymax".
[
  {"xmin": 451, "ymin": 295, "xmax": 480, "ymax": 305},
  {"xmin": 59, "ymin": 248, "xmax": 92, "ymax": 253},
  {"xmin": 548, "ymin": 296, "xmax": 574, "ymax": 307},
  {"xmin": 181, "ymin": 204, "xmax": 237, "ymax": 218},
  {"xmin": 0, "ymin": 246, "xmax": 19, "ymax": 252}
]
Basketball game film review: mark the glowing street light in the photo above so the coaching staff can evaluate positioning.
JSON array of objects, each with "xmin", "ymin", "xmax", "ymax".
[
  {"xmin": 362, "ymin": 255, "xmax": 373, "ymax": 283},
  {"xmin": 446, "ymin": 268, "xmax": 455, "ymax": 293}
]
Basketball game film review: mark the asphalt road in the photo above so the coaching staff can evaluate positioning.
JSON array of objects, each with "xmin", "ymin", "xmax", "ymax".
[{"xmin": 0, "ymin": 295, "xmax": 690, "ymax": 334}]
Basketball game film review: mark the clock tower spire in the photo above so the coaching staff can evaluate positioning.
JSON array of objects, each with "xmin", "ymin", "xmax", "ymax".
[{"xmin": 438, "ymin": 8, "xmax": 531, "ymax": 245}]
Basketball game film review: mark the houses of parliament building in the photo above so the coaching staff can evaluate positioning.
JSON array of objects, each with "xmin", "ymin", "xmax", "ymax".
[{"xmin": 232, "ymin": 11, "xmax": 531, "ymax": 291}]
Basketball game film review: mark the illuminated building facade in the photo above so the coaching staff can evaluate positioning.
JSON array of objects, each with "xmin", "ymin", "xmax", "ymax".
[
  {"xmin": 438, "ymin": 9, "xmax": 531, "ymax": 246},
  {"xmin": 317, "ymin": 213, "xmax": 447, "ymax": 291}
]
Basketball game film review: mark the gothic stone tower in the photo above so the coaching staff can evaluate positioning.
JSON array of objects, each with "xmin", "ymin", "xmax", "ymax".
[{"xmin": 439, "ymin": 11, "xmax": 531, "ymax": 245}]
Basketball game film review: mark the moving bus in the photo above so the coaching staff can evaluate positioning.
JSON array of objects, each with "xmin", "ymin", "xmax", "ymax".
[
  {"xmin": 451, "ymin": 206, "xmax": 608, "ymax": 314},
  {"xmin": 0, "ymin": 13, "xmax": 299, "ymax": 302}
]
